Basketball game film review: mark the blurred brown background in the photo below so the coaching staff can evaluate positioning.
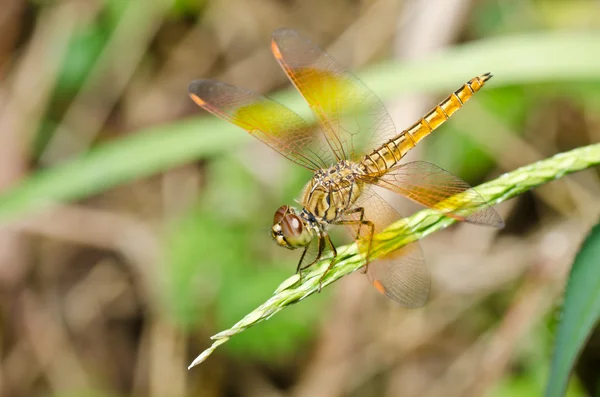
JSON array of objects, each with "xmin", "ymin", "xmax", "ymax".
[{"xmin": 0, "ymin": 0, "xmax": 599, "ymax": 396}]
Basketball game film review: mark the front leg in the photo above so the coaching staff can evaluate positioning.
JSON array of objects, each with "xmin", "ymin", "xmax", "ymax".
[
  {"xmin": 296, "ymin": 235, "xmax": 324, "ymax": 274},
  {"xmin": 344, "ymin": 207, "xmax": 367, "ymax": 240},
  {"xmin": 315, "ymin": 211, "xmax": 376, "ymax": 291},
  {"xmin": 316, "ymin": 233, "xmax": 338, "ymax": 292},
  {"xmin": 336, "ymin": 207, "xmax": 375, "ymax": 274}
]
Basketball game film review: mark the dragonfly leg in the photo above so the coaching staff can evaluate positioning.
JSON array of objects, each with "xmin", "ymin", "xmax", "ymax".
[
  {"xmin": 296, "ymin": 235, "xmax": 324, "ymax": 273},
  {"xmin": 343, "ymin": 207, "xmax": 366, "ymax": 240},
  {"xmin": 317, "ymin": 234, "xmax": 338, "ymax": 292},
  {"xmin": 336, "ymin": 208, "xmax": 375, "ymax": 275},
  {"xmin": 296, "ymin": 245, "xmax": 310, "ymax": 273}
]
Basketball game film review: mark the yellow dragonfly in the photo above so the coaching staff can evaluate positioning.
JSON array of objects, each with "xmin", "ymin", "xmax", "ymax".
[{"xmin": 188, "ymin": 28, "xmax": 503, "ymax": 307}]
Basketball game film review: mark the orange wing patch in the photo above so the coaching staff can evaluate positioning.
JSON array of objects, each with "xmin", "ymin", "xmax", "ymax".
[
  {"xmin": 372, "ymin": 279, "xmax": 386, "ymax": 295},
  {"xmin": 271, "ymin": 39, "xmax": 283, "ymax": 60},
  {"xmin": 189, "ymin": 93, "xmax": 206, "ymax": 106}
]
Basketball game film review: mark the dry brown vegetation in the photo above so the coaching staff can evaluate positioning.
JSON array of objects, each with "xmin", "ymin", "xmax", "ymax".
[{"xmin": 0, "ymin": 0, "xmax": 599, "ymax": 396}]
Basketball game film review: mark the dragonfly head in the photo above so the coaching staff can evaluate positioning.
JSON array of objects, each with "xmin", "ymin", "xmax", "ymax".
[{"xmin": 271, "ymin": 205, "xmax": 312, "ymax": 249}]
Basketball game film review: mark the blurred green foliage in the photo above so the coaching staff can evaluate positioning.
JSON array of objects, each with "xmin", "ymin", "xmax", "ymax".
[
  {"xmin": 170, "ymin": 0, "xmax": 206, "ymax": 18},
  {"xmin": 546, "ymin": 221, "xmax": 600, "ymax": 397},
  {"xmin": 1, "ymin": 0, "xmax": 600, "ymax": 391},
  {"xmin": 493, "ymin": 322, "xmax": 585, "ymax": 397},
  {"xmin": 36, "ymin": 0, "xmax": 129, "ymax": 155}
]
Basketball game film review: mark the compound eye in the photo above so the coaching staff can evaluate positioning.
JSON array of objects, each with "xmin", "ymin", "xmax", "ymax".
[
  {"xmin": 273, "ymin": 205, "xmax": 290, "ymax": 225},
  {"xmin": 281, "ymin": 214, "xmax": 304, "ymax": 238}
]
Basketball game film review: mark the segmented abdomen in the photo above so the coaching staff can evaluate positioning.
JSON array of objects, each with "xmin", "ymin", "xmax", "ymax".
[{"xmin": 361, "ymin": 73, "xmax": 492, "ymax": 175}]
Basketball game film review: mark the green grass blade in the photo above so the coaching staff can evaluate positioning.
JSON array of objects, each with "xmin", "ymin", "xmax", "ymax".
[
  {"xmin": 188, "ymin": 144, "xmax": 600, "ymax": 369},
  {"xmin": 0, "ymin": 118, "xmax": 246, "ymax": 222},
  {"xmin": 1, "ymin": 32, "xmax": 600, "ymax": 221},
  {"xmin": 545, "ymin": 220, "xmax": 600, "ymax": 397}
]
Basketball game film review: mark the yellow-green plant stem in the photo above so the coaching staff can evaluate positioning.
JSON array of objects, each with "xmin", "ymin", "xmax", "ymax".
[{"xmin": 189, "ymin": 143, "xmax": 600, "ymax": 369}]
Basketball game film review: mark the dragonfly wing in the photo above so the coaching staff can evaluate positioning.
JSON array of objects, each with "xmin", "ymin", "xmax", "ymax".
[
  {"xmin": 341, "ymin": 186, "xmax": 430, "ymax": 307},
  {"xmin": 368, "ymin": 244, "xmax": 429, "ymax": 308},
  {"xmin": 364, "ymin": 161, "xmax": 504, "ymax": 227},
  {"xmin": 271, "ymin": 28, "xmax": 396, "ymax": 163},
  {"xmin": 189, "ymin": 79, "xmax": 329, "ymax": 171}
]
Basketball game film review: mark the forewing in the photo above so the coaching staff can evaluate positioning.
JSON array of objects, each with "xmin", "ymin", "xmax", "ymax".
[
  {"xmin": 366, "ymin": 161, "xmax": 504, "ymax": 227},
  {"xmin": 342, "ymin": 187, "xmax": 430, "ymax": 307},
  {"xmin": 189, "ymin": 79, "xmax": 329, "ymax": 171},
  {"xmin": 271, "ymin": 28, "xmax": 396, "ymax": 163}
]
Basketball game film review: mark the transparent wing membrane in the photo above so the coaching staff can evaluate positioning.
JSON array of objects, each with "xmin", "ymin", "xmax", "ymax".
[
  {"xmin": 340, "ymin": 187, "xmax": 430, "ymax": 307},
  {"xmin": 365, "ymin": 161, "xmax": 504, "ymax": 228},
  {"xmin": 367, "ymin": 244, "xmax": 429, "ymax": 308},
  {"xmin": 188, "ymin": 80, "xmax": 328, "ymax": 171},
  {"xmin": 271, "ymin": 28, "xmax": 397, "ymax": 163}
]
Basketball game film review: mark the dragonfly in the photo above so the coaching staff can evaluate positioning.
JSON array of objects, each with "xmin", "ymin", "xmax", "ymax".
[{"xmin": 188, "ymin": 28, "xmax": 503, "ymax": 307}]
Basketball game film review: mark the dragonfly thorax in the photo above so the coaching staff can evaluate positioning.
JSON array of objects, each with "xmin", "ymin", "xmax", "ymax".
[{"xmin": 300, "ymin": 161, "xmax": 365, "ymax": 224}]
